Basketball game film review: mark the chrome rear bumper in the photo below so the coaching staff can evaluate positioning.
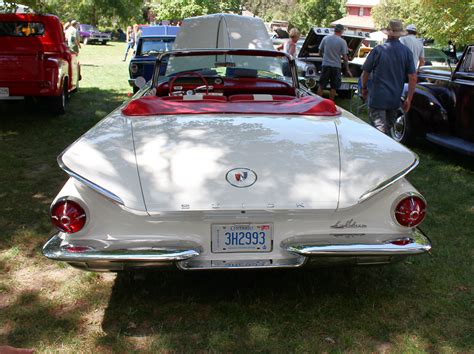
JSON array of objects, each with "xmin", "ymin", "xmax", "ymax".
[
  {"xmin": 42, "ymin": 229, "xmax": 431, "ymax": 272},
  {"xmin": 42, "ymin": 233, "xmax": 201, "ymax": 266},
  {"xmin": 281, "ymin": 229, "xmax": 431, "ymax": 257}
]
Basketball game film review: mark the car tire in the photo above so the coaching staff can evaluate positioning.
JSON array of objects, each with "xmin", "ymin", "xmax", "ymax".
[
  {"xmin": 83, "ymin": 37, "xmax": 89, "ymax": 45},
  {"xmin": 390, "ymin": 109, "xmax": 415, "ymax": 145},
  {"xmin": 51, "ymin": 79, "xmax": 68, "ymax": 115},
  {"xmin": 102, "ymin": 41, "xmax": 107, "ymax": 45}
]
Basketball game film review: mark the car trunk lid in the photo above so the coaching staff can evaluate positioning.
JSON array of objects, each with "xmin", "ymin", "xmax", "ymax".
[
  {"xmin": 132, "ymin": 114, "xmax": 341, "ymax": 212},
  {"xmin": 298, "ymin": 27, "xmax": 368, "ymax": 61}
]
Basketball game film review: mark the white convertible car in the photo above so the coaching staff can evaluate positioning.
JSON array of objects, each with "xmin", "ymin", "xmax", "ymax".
[{"xmin": 43, "ymin": 14, "xmax": 431, "ymax": 272}]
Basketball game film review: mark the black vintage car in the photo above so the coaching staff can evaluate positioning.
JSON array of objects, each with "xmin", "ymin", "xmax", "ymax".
[{"xmin": 391, "ymin": 45, "xmax": 474, "ymax": 156}]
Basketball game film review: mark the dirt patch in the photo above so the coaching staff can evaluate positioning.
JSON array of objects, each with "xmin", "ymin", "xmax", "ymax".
[
  {"xmin": 0, "ymin": 320, "xmax": 14, "ymax": 336},
  {"xmin": 11, "ymin": 264, "xmax": 74, "ymax": 293}
]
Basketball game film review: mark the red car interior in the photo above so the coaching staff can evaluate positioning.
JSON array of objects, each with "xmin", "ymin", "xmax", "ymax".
[
  {"xmin": 122, "ymin": 95, "xmax": 339, "ymax": 117},
  {"xmin": 156, "ymin": 77, "xmax": 296, "ymax": 97}
]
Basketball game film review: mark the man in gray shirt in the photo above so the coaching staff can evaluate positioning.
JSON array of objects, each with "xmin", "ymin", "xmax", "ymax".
[
  {"xmin": 317, "ymin": 24, "xmax": 352, "ymax": 101},
  {"xmin": 400, "ymin": 24, "xmax": 425, "ymax": 69}
]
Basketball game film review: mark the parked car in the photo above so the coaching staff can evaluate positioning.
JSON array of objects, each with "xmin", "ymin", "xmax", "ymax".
[
  {"xmin": 43, "ymin": 14, "xmax": 431, "ymax": 272},
  {"xmin": 423, "ymin": 47, "xmax": 451, "ymax": 66},
  {"xmin": 390, "ymin": 45, "xmax": 474, "ymax": 156},
  {"xmin": 128, "ymin": 25, "xmax": 178, "ymax": 93},
  {"xmin": 79, "ymin": 24, "xmax": 111, "ymax": 45},
  {"xmin": 0, "ymin": 13, "xmax": 80, "ymax": 114},
  {"xmin": 297, "ymin": 27, "xmax": 370, "ymax": 96}
]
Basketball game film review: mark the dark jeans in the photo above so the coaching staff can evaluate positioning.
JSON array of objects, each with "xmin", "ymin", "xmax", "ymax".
[{"xmin": 319, "ymin": 66, "xmax": 341, "ymax": 90}]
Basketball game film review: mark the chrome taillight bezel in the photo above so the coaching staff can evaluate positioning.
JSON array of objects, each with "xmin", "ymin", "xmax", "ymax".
[
  {"xmin": 391, "ymin": 192, "xmax": 427, "ymax": 228},
  {"xmin": 50, "ymin": 196, "xmax": 89, "ymax": 234}
]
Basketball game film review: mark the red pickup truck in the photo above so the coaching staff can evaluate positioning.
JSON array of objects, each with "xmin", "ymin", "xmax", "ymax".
[{"xmin": 0, "ymin": 13, "xmax": 80, "ymax": 114}]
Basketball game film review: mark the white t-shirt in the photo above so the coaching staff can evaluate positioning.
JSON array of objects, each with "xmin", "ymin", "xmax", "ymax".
[{"xmin": 400, "ymin": 34, "xmax": 424, "ymax": 69}]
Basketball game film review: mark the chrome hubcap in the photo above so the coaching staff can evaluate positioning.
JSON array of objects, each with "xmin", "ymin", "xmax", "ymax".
[{"xmin": 392, "ymin": 113, "xmax": 405, "ymax": 140}]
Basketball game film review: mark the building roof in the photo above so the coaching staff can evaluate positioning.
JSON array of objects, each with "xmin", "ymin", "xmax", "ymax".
[
  {"xmin": 331, "ymin": 15, "xmax": 375, "ymax": 31},
  {"xmin": 346, "ymin": 0, "xmax": 380, "ymax": 6}
]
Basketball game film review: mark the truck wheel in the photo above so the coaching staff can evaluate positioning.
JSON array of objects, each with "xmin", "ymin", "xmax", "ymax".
[
  {"xmin": 51, "ymin": 80, "xmax": 67, "ymax": 115},
  {"xmin": 390, "ymin": 109, "xmax": 415, "ymax": 145},
  {"xmin": 101, "ymin": 41, "xmax": 108, "ymax": 45},
  {"xmin": 84, "ymin": 37, "xmax": 89, "ymax": 45}
]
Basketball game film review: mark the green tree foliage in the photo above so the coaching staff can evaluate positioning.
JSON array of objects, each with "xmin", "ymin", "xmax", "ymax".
[
  {"xmin": 2, "ymin": 0, "xmax": 143, "ymax": 27},
  {"xmin": 288, "ymin": 0, "xmax": 344, "ymax": 32},
  {"xmin": 372, "ymin": 0, "xmax": 473, "ymax": 46},
  {"xmin": 151, "ymin": 0, "xmax": 241, "ymax": 20}
]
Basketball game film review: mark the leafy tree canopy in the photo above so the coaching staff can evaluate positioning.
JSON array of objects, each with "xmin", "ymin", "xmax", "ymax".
[
  {"xmin": 372, "ymin": 0, "xmax": 473, "ymax": 46},
  {"xmin": 1, "ymin": 0, "xmax": 143, "ymax": 27}
]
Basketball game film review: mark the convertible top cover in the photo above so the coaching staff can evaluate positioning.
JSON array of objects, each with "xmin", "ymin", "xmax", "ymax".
[{"xmin": 122, "ymin": 95, "xmax": 339, "ymax": 117}]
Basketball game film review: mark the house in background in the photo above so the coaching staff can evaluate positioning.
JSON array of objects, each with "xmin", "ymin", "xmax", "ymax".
[{"xmin": 331, "ymin": 0, "xmax": 380, "ymax": 32}]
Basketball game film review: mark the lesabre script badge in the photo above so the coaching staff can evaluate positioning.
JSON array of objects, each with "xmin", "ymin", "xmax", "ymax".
[{"xmin": 226, "ymin": 168, "xmax": 257, "ymax": 188}]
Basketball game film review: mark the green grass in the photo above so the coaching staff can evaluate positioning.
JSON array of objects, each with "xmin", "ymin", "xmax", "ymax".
[{"xmin": 1, "ymin": 42, "xmax": 473, "ymax": 352}]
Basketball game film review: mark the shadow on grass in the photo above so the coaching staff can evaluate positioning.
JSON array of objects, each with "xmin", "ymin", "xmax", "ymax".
[
  {"xmin": 1, "ymin": 290, "xmax": 79, "ymax": 347},
  {"xmin": 0, "ymin": 87, "xmax": 128, "ymax": 249},
  {"xmin": 98, "ymin": 263, "xmax": 472, "ymax": 352}
]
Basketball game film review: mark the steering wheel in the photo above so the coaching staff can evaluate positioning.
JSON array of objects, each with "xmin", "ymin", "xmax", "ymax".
[{"xmin": 168, "ymin": 71, "xmax": 209, "ymax": 96}]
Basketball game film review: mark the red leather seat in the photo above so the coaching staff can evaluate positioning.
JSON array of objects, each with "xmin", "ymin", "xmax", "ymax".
[
  {"xmin": 228, "ymin": 94, "xmax": 296, "ymax": 102},
  {"xmin": 161, "ymin": 95, "xmax": 227, "ymax": 102}
]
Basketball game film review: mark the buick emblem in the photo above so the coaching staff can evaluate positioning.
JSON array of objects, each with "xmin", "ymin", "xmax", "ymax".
[{"xmin": 226, "ymin": 168, "xmax": 257, "ymax": 188}]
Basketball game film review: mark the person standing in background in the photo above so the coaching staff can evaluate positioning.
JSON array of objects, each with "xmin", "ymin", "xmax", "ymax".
[
  {"xmin": 122, "ymin": 26, "xmax": 134, "ymax": 61},
  {"xmin": 283, "ymin": 28, "xmax": 300, "ymax": 57},
  {"xmin": 317, "ymin": 24, "xmax": 352, "ymax": 101},
  {"xmin": 361, "ymin": 19, "xmax": 417, "ymax": 135},
  {"xmin": 132, "ymin": 24, "xmax": 142, "ymax": 54},
  {"xmin": 66, "ymin": 20, "xmax": 80, "ymax": 53},
  {"xmin": 400, "ymin": 24, "xmax": 425, "ymax": 70},
  {"xmin": 63, "ymin": 21, "xmax": 70, "ymax": 40}
]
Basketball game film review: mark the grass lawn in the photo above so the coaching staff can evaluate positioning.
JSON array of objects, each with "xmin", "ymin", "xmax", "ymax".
[{"xmin": 0, "ymin": 42, "xmax": 473, "ymax": 352}]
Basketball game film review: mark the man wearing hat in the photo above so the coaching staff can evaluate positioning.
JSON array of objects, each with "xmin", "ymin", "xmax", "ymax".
[
  {"xmin": 361, "ymin": 19, "xmax": 417, "ymax": 135},
  {"xmin": 66, "ymin": 20, "xmax": 81, "ymax": 53},
  {"xmin": 400, "ymin": 24, "xmax": 425, "ymax": 69},
  {"xmin": 317, "ymin": 23, "xmax": 352, "ymax": 101}
]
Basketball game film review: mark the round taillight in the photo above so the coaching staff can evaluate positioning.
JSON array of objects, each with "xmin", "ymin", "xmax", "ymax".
[
  {"xmin": 394, "ymin": 195, "xmax": 426, "ymax": 227},
  {"xmin": 130, "ymin": 63, "xmax": 139, "ymax": 74},
  {"xmin": 51, "ymin": 199, "xmax": 86, "ymax": 234}
]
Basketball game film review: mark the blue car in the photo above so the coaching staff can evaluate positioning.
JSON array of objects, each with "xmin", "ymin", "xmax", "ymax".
[{"xmin": 128, "ymin": 26, "xmax": 179, "ymax": 92}]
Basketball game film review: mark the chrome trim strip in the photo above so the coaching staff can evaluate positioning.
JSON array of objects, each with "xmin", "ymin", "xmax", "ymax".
[
  {"xmin": 358, "ymin": 155, "xmax": 419, "ymax": 203},
  {"xmin": 281, "ymin": 228, "xmax": 431, "ymax": 256},
  {"xmin": 42, "ymin": 232, "xmax": 202, "ymax": 262},
  {"xmin": 177, "ymin": 256, "xmax": 306, "ymax": 270},
  {"xmin": 57, "ymin": 154, "xmax": 124, "ymax": 205}
]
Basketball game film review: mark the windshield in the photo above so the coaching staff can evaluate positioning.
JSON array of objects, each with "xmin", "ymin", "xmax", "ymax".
[
  {"xmin": 425, "ymin": 48, "xmax": 448, "ymax": 64},
  {"xmin": 159, "ymin": 52, "xmax": 293, "ymax": 84},
  {"xmin": 138, "ymin": 37, "xmax": 175, "ymax": 56},
  {"xmin": 80, "ymin": 24, "xmax": 97, "ymax": 32}
]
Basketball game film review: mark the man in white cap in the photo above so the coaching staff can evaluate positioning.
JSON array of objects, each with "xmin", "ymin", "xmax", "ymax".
[
  {"xmin": 361, "ymin": 19, "xmax": 417, "ymax": 135},
  {"xmin": 400, "ymin": 24, "xmax": 425, "ymax": 69}
]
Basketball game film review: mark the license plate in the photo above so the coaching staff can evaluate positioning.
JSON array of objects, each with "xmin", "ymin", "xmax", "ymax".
[
  {"xmin": 339, "ymin": 83, "xmax": 350, "ymax": 90},
  {"xmin": 211, "ymin": 223, "xmax": 273, "ymax": 253},
  {"xmin": 0, "ymin": 87, "xmax": 9, "ymax": 97}
]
